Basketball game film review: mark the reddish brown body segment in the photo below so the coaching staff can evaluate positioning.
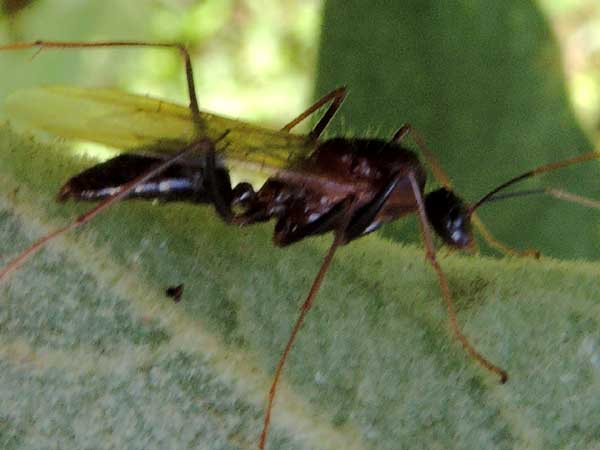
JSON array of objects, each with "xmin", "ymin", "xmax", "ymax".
[{"xmin": 238, "ymin": 138, "xmax": 427, "ymax": 245}]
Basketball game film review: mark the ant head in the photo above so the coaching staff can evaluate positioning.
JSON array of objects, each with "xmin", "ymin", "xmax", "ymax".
[{"xmin": 424, "ymin": 188, "xmax": 473, "ymax": 248}]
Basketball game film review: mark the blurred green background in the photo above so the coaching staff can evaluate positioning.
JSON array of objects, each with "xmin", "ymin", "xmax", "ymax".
[{"xmin": 1, "ymin": 0, "xmax": 600, "ymax": 259}]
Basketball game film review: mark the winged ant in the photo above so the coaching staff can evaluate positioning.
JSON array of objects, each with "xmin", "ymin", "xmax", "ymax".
[{"xmin": 0, "ymin": 40, "xmax": 599, "ymax": 450}]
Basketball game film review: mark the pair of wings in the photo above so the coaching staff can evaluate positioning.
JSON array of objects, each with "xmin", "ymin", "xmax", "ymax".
[{"xmin": 5, "ymin": 86, "xmax": 316, "ymax": 179}]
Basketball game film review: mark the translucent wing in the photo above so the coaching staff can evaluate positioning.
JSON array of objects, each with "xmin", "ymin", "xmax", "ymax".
[{"xmin": 5, "ymin": 86, "xmax": 315, "ymax": 176}]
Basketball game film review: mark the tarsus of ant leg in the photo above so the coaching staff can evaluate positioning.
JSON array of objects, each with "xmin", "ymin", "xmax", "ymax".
[
  {"xmin": 258, "ymin": 197, "xmax": 355, "ymax": 450},
  {"xmin": 258, "ymin": 236, "xmax": 341, "ymax": 450},
  {"xmin": 470, "ymin": 215, "xmax": 539, "ymax": 258},
  {"xmin": 408, "ymin": 172, "xmax": 508, "ymax": 383},
  {"xmin": 0, "ymin": 40, "xmax": 201, "ymax": 123},
  {"xmin": 0, "ymin": 139, "xmax": 212, "ymax": 283},
  {"xmin": 470, "ymin": 151, "xmax": 600, "ymax": 213},
  {"xmin": 472, "ymin": 183, "xmax": 600, "ymax": 257}
]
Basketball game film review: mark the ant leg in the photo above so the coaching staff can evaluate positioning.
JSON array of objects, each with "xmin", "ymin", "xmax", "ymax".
[
  {"xmin": 273, "ymin": 170, "xmax": 406, "ymax": 246},
  {"xmin": 0, "ymin": 40, "xmax": 201, "ymax": 124},
  {"xmin": 470, "ymin": 216, "xmax": 539, "ymax": 257},
  {"xmin": 273, "ymin": 194, "xmax": 358, "ymax": 246},
  {"xmin": 204, "ymin": 148, "xmax": 235, "ymax": 223},
  {"xmin": 468, "ymin": 150, "xmax": 600, "ymax": 256},
  {"xmin": 393, "ymin": 124, "xmax": 452, "ymax": 187},
  {"xmin": 0, "ymin": 41, "xmax": 247, "ymax": 224},
  {"xmin": 0, "ymin": 41, "xmax": 225, "ymax": 282},
  {"xmin": 210, "ymin": 85, "xmax": 348, "ymax": 224},
  {"xmin": 393, "ymin": 124, "xmax": 538, "ymax": 257},
  {"xmin": 407, "ymin": 171, "xmax": 508, "ymax": 383},
  {"xmin": 203, "ymin": 132, "xmax": 263, "ymax": 224},
  {"xmin": 343, "ymin": 175, "xmax": 403, "ymax": 242},
  {"xmin": 0, "ymin": 138, "xmax": 214, "ymax": 282},
  {"xmin": 258, "ymin": 196, "xmax": 355, "ymax": 450},
  {"xmin": 281, "ymin": 86, "xmax": 347, "ymax": 139}
]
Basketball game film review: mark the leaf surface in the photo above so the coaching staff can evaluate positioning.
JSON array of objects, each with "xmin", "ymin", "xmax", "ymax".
[{"xmin": 1, "ymin": 126, "xmax": 599, "ymax": 449}]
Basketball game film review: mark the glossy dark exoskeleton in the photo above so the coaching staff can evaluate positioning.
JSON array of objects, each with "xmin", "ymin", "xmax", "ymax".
[
  {"xmin": 59, "ymin": 136, "xmax": 474, "ymax": 250},
  {"xmin": 58, "ymin": 153, "xmax": 231, "ymax": 204}
]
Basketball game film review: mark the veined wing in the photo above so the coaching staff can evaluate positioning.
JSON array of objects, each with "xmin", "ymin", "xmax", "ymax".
[{"xmin": 5, "ymin": 86, "xmax": 315, "ymax": 176}]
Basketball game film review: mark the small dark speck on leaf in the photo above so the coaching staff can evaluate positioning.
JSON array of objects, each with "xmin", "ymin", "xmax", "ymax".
[{"xmin": 166, "ymin": 284, "xmax": 184, "ymax": 303}]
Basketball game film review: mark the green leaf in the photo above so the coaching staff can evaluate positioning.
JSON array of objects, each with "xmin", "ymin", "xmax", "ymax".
[{"xmin": 1, "ymin": 125, "xmax": 600, "ymax": 449}]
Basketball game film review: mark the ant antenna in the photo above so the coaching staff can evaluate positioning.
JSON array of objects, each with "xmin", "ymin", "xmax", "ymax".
[
  {"xmin": 485, "ymin": 187, "xmax": 600, "ymax": 209},
  {"xmin": 469, "ymin": 151, "xmax": 600, "ymax": 214}
]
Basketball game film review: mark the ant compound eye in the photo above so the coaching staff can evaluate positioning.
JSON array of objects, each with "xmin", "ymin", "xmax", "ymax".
[
  {"xmin": 446, "ymin": 208, "xmax": 472, "ymax": 247},
  {"xmin": 447, "ymin": 208, "xmax": 464, "ymax": 229}
]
